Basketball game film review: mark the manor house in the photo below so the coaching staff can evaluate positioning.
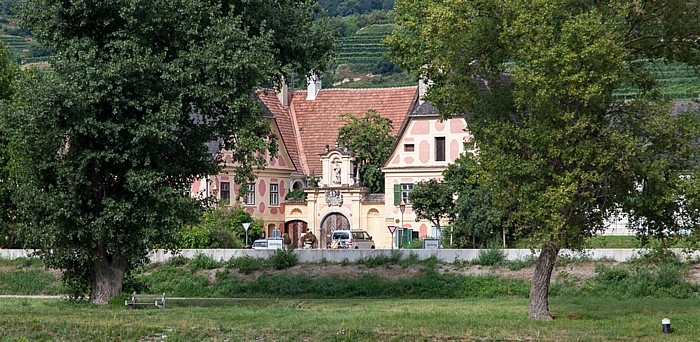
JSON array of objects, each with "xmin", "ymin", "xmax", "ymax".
[{"xmin": 189, "ymin": 78, "xmax": 472, "ymax": 249}]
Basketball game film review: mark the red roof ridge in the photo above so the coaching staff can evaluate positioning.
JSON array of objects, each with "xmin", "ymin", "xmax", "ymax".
[{"xmin": 291, "ymin": 86, "xmax": 417, "ymax": 93}]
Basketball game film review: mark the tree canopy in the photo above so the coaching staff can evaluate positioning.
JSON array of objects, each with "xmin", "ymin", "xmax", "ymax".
[
  {"xmin": 2, "ymin": 0, "xmax": 334, "ymax": 304},
  {"xmin": 337, "ymin": 109, "xmax": 395, "ymax": 193},
  {"xmin": 0, "ymin": 42, "xmax": 19, "ymax": 248},
  {"xmin": 408, "ymin": 178, "xmax": 452, "ymax": 242},
  {"xmin": 389, "ymin": 0, "xmax": 700, "ymax": 319}
]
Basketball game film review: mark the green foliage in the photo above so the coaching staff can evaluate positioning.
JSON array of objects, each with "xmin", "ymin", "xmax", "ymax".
[
  {"xmin": 0, "ymin": 257, "xmax": 44, "ymax": 268},
  {"xmin": 166, "ymin": 256, "xmax": 190, "ymax": 267},
  {"xmin": 284, "ymin": 189, "xmax": 307, "ymax": 202},
  {"xmin": 444, "ymin": 155, "xmax": 510, "ymax": 248},
  {"xmin": 337, "ymin": 110, "xmax": 395, "ymax": 193},
  {"xmin": 472, "ymin": 248, "xmax": 506, "ymax": 266},
  {"xmin": 0, "ymin": 268, "xmax": 63, "ymax": 294},
  {"xmin": 409, "ymin": 179, "xmax": 453, "ymax": 240},
  {"xmin": 180, "ymin": 206, "xmax": 260, "ymax": 249},
  {"xmin": 506, "ymin": 256, "xmax": 538, "ymax": 271},
  {"xmin": 226, "ymin": 255, "xmax": 268, "ymax": 275},
  {"xmin": 357, "ymin": 251, "xmax": 402, "ymax": 267},
  {"xmin": 390, "ymin": 0, "xmax": 700, "ymax": 317},
  {"xmin": 268, "ymin": 249, "xmax": 298, "ymax": 270},
  {"xmin": 403, "ymin": 238, "xmax": 424, "ymax": 249},
  {"xmin": 188, "ymin": 253, "xmax": 220, "ymax": 271},
  {"xmin": 0, "ymin": 43, "xmax": 20, "ymax": 248},
  {"xmin": 577, "ymin": 263, "xmax": 698, "ymax": 299},
  {"xmin": 2, "ymin": 0, "xmax": 335, "ymax": 302}
]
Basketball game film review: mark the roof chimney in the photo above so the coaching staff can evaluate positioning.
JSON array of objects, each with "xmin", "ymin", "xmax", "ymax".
[
  {"xmin": 418, "ymin": 76, "xmax": 432, "ymax": 105},
  {"xmin": 276, "ymin": 79, "xmax": 289, "ymax": 107},
  {"xmin": 306, "ymin": 73, "xmax": 322, "ymax": 100}
]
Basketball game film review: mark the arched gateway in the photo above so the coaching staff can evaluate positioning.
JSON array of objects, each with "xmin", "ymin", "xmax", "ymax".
[
  {"xmin": 284, "ymin": 220, "xmax": 308, "ymax": 248},
  {"xmin": 319, "ymin": 213, "xmax": 350, "ymax": 248}
]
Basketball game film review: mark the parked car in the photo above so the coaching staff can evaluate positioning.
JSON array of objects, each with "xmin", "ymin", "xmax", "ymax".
[
  {"xmin": 251, "ymin": 238, "xmax": 284, "ymax": 250},
  {"xmin": 330, "ymin": 230, "xmax": 375, "ymax": 249}
]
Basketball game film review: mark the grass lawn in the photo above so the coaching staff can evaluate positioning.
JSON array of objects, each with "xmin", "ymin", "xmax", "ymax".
[{"xmin": 1, "ymin": 297, "xmax": 698, "ymax": 341}]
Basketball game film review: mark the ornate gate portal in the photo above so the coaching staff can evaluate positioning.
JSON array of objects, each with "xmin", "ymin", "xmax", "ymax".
[{"xmin": 320, "ymin": 213, "xmax": 350, "ymax": 248}]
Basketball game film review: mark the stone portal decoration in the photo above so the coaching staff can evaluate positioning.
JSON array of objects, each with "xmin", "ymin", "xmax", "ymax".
[
  {"xmin": 319, "ymin": 144, "xmax": 356, "ymax": 187},
  {"xmin": 325, "ymin": 189, "xmax": 343, "ymax": 206}
]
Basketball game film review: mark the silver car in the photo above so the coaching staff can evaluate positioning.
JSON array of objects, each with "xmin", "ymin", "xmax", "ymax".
[{"xmin": 330, "ymin": 230, "xmax": 375, "ymax": 249}]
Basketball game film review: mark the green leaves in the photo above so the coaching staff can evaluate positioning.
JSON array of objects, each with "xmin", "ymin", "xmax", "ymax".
[
  {"xmin": 3, "ymin": 0, "xmax": 335, "ymax": 299},
  {"xmin": 390, "ymin": 0, "xmax": 700, "ymax": 249},
  {"xmin": 338, "ymin": 109, "xmax": 395, "ymax": 193}
]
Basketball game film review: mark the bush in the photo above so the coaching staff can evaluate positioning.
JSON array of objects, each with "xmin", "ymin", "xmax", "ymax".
[
  {"xmin": 472, "ymin": 248, "xmax": 506, "ymax": 266},
  {"xmin": 269, "ymin": 249, "xmax": 297, "ymax": 270},
  {"xmin": 284, "ymin": 189, "xmax": 307, "ymax": 202},
  {"xmin": 227, "ymin": 255, "xmax": 268, "ymax": 275},
  {"xmin": 579, "ymin": 263, "xmax": 699, "ymax": 298},
  {"xmin": 189, "ymin": 253, "xmax": 220, "ymax": 271},
  {"xmin": 166, "ymin": 255, "xmax": 189, "ymax": 267},
  {"xmin": 404, "ymin": 239, "xmax": 424, "ymax": 249},
  {"xmin": 507, "ymin": 255, "xmax": 537, "ymax": 270},
  {"xmin": 358, "ymin": 251, "xmax": 401, "ymax": 268}
]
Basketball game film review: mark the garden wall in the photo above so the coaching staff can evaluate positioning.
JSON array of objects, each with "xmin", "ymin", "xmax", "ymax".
[{"xmin": 2, "ymin": 248, "xmax": 699, "ymax": 263}]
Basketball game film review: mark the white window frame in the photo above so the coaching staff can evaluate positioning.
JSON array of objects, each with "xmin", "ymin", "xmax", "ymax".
[
  {"xmin": 401, "ymin": 183, "xmax": 414, "ymax": 205},
  {"xmin": 270, "ymin": 183, "xmax": 279, "ymax": 206},
  {"xmin": 245, "ymin": 183, "xmax": 255, "ymax": 205}
]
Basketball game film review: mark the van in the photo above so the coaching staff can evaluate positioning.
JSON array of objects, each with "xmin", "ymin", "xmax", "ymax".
[
  {"xmin": 251, "ymin": 238, "xmax": 284, "ymax": 250},
  {"xmin": 330, "ymin": 230, "xmax": 375, "ymax": 249}
]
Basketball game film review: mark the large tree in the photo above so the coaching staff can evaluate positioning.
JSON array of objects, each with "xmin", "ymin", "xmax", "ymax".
[
  {"xmin": 0, "ymin": 42, "xmax": 19, "ymax": 248},
  {"xmin": 389, "ymin": 0, "xmax": 700, "ymax": 319},
  {"xmin": 2, "ymin": 0, "xmax": 334, "ymax": 304},
  {"xmin": 338, "ymin": 109, "xmax": 395, "ymax": 193}
]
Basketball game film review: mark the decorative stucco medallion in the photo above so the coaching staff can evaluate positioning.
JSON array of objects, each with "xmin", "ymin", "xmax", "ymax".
[{"xmin": 325, "ymin": 189, "xmax": 343, "ymax": 207}]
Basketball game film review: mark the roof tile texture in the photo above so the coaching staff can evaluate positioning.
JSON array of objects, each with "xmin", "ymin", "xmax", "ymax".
[
  {"xmin": 256, "ymin": 90, "xmax": 302, "ymax": 174},
  {"xmin": 290, "ymin": 87, "xmax": 417, "ymax": 174}
]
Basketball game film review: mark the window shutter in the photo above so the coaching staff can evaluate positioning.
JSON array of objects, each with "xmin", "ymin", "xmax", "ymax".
[{"xmin": 394, "ymin": 184, "xmax": 401, "ymax": 205}]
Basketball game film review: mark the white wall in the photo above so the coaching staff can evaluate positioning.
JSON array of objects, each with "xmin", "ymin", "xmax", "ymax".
[{"xmin": 3, "ymin": 248, "xmax": 698, "ymax": 263}]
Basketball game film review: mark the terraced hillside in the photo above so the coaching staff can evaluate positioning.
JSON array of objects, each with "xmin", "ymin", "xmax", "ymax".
[
  {"xmin": 332, "ymin": 24, "xmax": 412, "ymax": 88},
  {"xmin": 1, "ymin": 10, "xmax": 50, "ymax": 64},
  {"xmin": 615, "ymin": 61, "xmax": 700, "ymax": 101}
]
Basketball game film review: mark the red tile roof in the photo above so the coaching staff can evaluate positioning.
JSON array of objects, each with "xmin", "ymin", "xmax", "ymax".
[
  {"xmin": 256, "ymin": 90, "xmax": 302, "ymax": 174},
  {"xmin": 257, "ymin": 86, "xmax": 419, "ymax": 176},
  {"xmin": 290, "ymin": 87, "xmax": 418, "ymax": 175}
]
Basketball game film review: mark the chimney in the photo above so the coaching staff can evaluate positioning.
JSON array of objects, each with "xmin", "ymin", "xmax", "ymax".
[
  {"xmin": 418, "ymin": 77, "xmax": 431, "ymax": 105},
  {"xmin": 306, "ymin": 73, "xmax": 322, "ymax": 100},
  {"xmin": 276, "ymin": 79, "xmax": 289, "ymax": 107}
]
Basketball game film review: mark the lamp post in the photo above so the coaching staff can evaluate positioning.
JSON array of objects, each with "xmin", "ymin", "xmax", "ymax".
[
  {"xmin": 399, "ymin": 199, "xmax": 406, "ymax": 249},
  {"xmin": 242, "ymin": 222, "xmax": 251, "ymax": 248}
]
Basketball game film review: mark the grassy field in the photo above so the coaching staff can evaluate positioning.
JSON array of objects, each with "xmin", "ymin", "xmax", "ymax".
[{"xmin": 0, "ymin": 297, "xmax": 698, "ymax": 341}]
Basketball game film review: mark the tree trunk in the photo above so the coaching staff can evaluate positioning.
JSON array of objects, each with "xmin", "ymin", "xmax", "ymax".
[
  {"xmin": 90, "ymin": 247, "xmax": 128, "ymax": 305},
  {"xmin": 528, "ymin": 242, "xmax": 559, "ymax": 320}
]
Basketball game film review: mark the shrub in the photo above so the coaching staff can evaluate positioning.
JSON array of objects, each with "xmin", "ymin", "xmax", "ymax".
[
  {"xmin": 507, "ymin": 255, "xmax": 537, "ymax": 270},
  {"xmin": 358, "ymin": 251, "xmax": 401, "ymax": 268},
  {"xmin": 472, "ymin": 247, "xmax": 506, "ymax": 266},
  {"xmin": 404, "ymin": 239, "xmax": 424, "ymax": 249},
  {"xmin": 227, "ymin": 255, "xmax": 268, "ymax": 275},
  {"xmin": 269, "ymin": 249, "xmax": 297, "ymax": 270},
  {"xmin": 189, "ymin": 253, "xmax": 220, "ymax": 271},
  {"xmin": 579, "ymin": 263, "xmax": 699, "ymax": 298},
  {"xmin": 284, "ymin": 189, "xmax": 307, "ymax": 202},
  {"xmin": 167, "ymin": 255, "xmax": 189, "ymax": 267}
]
